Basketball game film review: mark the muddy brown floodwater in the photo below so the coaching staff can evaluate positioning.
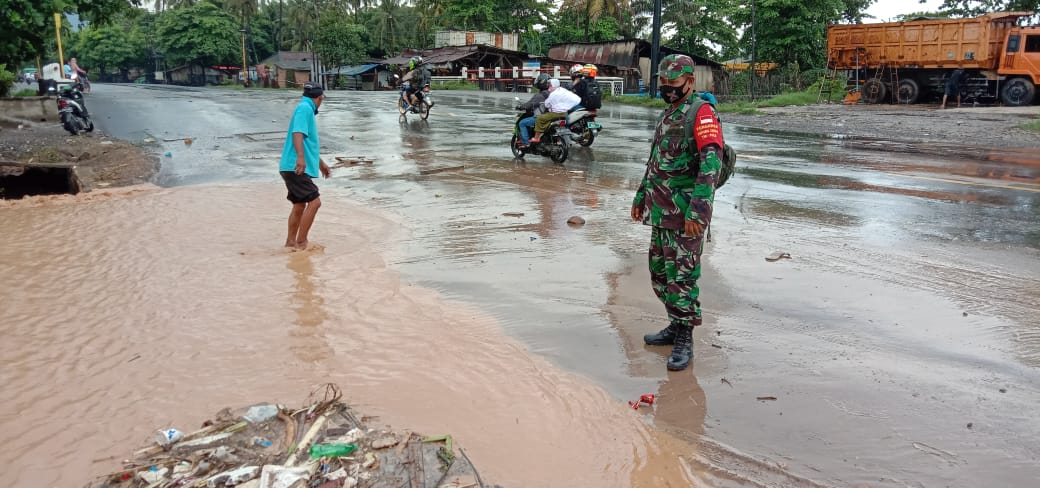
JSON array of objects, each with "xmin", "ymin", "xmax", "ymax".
[
  {"xmin": 2, "ymin": 86, "xmax": 1039, "ymax": 488},
  {"xmin": 0, "ymin": 185, "xmax": 705, "ymax": 487}
]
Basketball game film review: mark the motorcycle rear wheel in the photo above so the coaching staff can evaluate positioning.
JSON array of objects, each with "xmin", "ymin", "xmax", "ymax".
[{"xmin": 575, "ymin": 121, "xmax": 596, "ymax": 147}]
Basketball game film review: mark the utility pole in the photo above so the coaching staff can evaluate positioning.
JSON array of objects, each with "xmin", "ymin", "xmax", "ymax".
[
  {"xmin": 750, "ymin": 0, "xmax": 756, "ymax": 100},
  {"xmin": 54, "ymin": 13, "xmax": 65, "ymax": 70},
  {"xmin": 240, "ymin": 28, "xmax": 250, "ymax": 87},
  {"xmin": 649, "ymin": 0, "xmax": 662, "ymax": 97}
]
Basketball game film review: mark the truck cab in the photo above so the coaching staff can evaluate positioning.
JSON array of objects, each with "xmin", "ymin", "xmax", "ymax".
[{"xmin": 998, "ymin": 26, "xmax": 1040, "ymax": 105}]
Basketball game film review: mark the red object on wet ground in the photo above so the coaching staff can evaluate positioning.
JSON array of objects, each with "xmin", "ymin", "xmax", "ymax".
[{"xmin": 628, "ymin": 394, "xmax": 655, "ymax": 410}]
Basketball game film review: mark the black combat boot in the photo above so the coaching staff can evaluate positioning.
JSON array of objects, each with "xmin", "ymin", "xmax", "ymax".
[
  {"xmin": 644, "ymin": 321, "xmax": 679, "ymax": 346},
  {"xmin": 666, "ymin": 326, "xmax": 693, "ymax": 371}
]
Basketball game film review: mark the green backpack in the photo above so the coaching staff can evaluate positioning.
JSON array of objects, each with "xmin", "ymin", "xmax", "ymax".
[{"xmin": 685, "ymin": 98, "xmax": 737, "ymax": 188}]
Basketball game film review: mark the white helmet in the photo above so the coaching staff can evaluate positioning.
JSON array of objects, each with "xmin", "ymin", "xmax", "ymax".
[{"xmin": 569, "ymin": 64, "xmax": 584, "ymax": 77}]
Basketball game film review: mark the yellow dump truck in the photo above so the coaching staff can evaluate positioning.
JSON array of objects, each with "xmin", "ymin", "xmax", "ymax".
[{"xmin": 826, "ymin": 12, "xmax": 1040, "ymax": 105}]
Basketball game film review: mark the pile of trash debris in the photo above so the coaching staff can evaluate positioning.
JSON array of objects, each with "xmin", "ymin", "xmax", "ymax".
[{"xmin": 86, "ymin": 384, "xmax": 488, "ymax": 488}]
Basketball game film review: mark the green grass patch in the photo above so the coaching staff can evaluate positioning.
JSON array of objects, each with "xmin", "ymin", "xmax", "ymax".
[
  {"xmin": 431, "ymin": 80, "xmax": 478, "ymax": 90},
  {"xmin": 758, "ymin": 90, "xmax": 824, "ymax": 107},
  {"xmin": 1021, "ymin": 119, "xmax": 1040, "ymax": 132},
  {"xmin": 716, "ymin": 101, "xmax": 762, "ymax": 114},
  {"xmin": 606, "ymin": 94, "xmax": 763, "ymax": 114},
  {"xmin": 604, "ymin": 94, "xmax": 668, "ymax": 109},
  {"xmin": 12, "ymin": 88, "xmax": 37, "ymax": 97}
]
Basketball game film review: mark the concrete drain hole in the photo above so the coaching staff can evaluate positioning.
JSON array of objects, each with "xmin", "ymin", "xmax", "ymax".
[{"xmin": 0, "ymin": 164, "xmax": 81, "ymax": 199}]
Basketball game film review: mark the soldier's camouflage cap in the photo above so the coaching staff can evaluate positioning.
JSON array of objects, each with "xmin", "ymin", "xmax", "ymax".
[{"xmin": 658, "ymin": 54, "xmax": 695, "ymax": 80}]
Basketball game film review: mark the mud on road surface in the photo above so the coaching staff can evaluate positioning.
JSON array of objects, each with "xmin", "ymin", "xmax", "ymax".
[
  {"xmin": 0, "ymin": 115, "xmax": 157, "ymax": 197},
  {"xmin": 724, "ymin": 103, "xmax": 1040, "ymax": 151}
]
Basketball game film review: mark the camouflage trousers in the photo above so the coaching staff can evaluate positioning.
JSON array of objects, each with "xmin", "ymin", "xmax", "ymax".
[{"xmin": 648, "ymin": 226, "xmax": 704, "ymax": 327}]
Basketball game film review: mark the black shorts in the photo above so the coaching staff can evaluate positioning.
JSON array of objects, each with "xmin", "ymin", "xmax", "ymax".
[
  {"xmin": 280, "ymin": 171, "xmax": 320, "ymax": 204},
  {"xmin": 945, "ymin": 83, "xmax": 960, "ymax": 97}
]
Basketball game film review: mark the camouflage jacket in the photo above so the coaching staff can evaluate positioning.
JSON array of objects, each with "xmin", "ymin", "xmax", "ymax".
[{"xmin": 633, "ymin": 96, "xmax": 724, "ymax": 231}]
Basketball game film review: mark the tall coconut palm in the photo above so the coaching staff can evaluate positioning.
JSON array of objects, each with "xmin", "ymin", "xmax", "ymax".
[
  {"xmin": 371, "ymin": 0, "xmax": 404, "ymax": 54},
  {"xmin": 560, "ymin": 0, "xmax": 627, "ymax": 41}
]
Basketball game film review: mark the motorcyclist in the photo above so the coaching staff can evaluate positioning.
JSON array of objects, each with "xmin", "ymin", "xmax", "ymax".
[
  {"xmin": 516, "ymin": 73, "xmax": 552, "ymax": 148},
  {"xmin": 568, "ymin": 64, "xmax": 588, "ymax": 109},
  {"xmin": 402, "ymin": 56, "xmax": 431, "ymax": 111}
]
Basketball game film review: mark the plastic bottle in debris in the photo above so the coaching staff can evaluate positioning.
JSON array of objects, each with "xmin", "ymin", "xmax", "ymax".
[{"xmin": 309, "ymin": 443, "xmax": 357, "ymax": 459}]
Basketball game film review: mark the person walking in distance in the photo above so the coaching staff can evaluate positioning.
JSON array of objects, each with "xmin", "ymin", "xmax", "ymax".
[
  {"xmin": 279, "ymin": 83, "xmax": 331, "ymax": 250},
  {"xmin": 632, "ymin": 54, "xmax": 725, "ymax": 371}
]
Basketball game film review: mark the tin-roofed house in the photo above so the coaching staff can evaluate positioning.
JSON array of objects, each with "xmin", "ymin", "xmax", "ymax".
[
  {"xmin": 259, "ymin": 51, "xmax": 315, "ymax": 88},
  {"xmin": 547, "ymin": 40, "xmax": 722, "ymax": 94}
]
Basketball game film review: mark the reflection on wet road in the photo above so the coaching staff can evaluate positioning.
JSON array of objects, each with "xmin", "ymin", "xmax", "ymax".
[{"xmin": 3, "ymin": 85, "xmax": 1039, "ymax": 487}]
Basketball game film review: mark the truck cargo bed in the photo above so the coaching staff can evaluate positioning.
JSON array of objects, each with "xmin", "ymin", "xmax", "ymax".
[{"xmin": 827, "ymin": 12, "xmax": 1032, "ymax": 70}]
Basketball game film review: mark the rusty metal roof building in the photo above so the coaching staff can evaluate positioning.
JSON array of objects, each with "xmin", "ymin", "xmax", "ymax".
[
  {"xmin": 547, "ymin": 40, "xmax": 722, "ymax": 70},
  {"xmin": 382, "ymin": 45, "xmax": 532, "ymax": 69}
]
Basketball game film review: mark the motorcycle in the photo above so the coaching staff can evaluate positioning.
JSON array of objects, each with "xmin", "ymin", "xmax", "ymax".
[
  {"xmin": 510, "ymin": 97, "xmax": 571, "ymax": 164},
  {"xmin": 565, "ymin": 107, "xmax": 602, "ymax": 147},
  {"xmin": 57, "ymin": 82, "xmax": 93, "ymax": 135},
  {"xmin": 398, "ymin": 83, "xmax": 433, "ymax": 120}
]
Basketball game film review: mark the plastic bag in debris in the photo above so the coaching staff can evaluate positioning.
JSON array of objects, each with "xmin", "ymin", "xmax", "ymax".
[
  {"xmin": 258, "ymin": 465, "xmax": 310, "ymax": 488},
  {"xmin": 243, "ymin": 404, "xmax": 279, "ymax": 423},
  {"xmin": 155, "ymin": 428, "xmax": 184, "ymax": 447}
]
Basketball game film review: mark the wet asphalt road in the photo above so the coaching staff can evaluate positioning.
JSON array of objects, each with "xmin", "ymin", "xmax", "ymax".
[{"xmin": 88, "ymin": 84, "xmax": 1040, "ymax": 487}]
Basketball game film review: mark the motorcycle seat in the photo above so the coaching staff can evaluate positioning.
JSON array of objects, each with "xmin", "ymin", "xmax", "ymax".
[{"xmin": 565, "ymin": 110, "xmax": 590, "ymax": 125}]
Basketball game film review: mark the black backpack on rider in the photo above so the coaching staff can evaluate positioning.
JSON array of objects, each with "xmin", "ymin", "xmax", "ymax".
[{"xmin": 582, "ymin": 79, "xmax": 603, "ymax": 109}]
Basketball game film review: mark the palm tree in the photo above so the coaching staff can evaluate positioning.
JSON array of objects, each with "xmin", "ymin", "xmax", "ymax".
[
  {"xmin": 371, "ymin": 0, "xmax": 403, "ymax": 54},
  {"xmin": 560, "ymin": 0, "xmax": 627, "ymax": 42}
]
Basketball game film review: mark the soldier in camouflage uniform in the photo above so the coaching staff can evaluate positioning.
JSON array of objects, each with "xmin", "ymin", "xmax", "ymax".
[{"xmin": 631, "ymin": 54, "xmax": 725, "ymax": 371}]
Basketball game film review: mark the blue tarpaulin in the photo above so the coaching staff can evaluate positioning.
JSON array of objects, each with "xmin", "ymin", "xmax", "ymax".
[{"xmin": 326, "ymin": 64, "xmax": 380, "ymax": 76}]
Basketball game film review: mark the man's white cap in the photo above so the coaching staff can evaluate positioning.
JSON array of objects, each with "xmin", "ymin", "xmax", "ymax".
[{"xmin": 549, "ymin": 78, "xmax": 560, "ymax": 89}]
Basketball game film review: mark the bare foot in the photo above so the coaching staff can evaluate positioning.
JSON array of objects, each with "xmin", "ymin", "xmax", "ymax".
[
  {"xmin": 285, "ymin": 240, "xmax": 296, "ymax": 248},
  {"xmin": 295, "ymin": 240, "xmax": 308, "ymax": 250}
]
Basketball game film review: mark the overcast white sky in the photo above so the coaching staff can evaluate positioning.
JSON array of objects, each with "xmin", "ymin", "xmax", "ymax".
[{"xmin": 864, "ymin": 0, "xmax": 946, "ymax": 23}]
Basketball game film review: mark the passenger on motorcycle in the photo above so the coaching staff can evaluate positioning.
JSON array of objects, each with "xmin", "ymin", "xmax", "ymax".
[
  {"xmin": 568, "ymin": 64, "xmax": 588, "ymax": 109},
  {"xmin": 516, "ymin": 73, "xmax": 552, "ymax": 148},
  {"xmin": 530, "ymin": 79, "xmax": 580, "ymax": 144}
]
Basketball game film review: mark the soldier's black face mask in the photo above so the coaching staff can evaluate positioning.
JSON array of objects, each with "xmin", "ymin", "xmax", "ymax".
[{"xmin": 659, "ymin": 81, "xmax": 691, "ymax": 103}]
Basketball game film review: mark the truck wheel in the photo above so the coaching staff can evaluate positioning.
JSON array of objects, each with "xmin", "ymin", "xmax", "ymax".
[
  {"xmin": 862, "ymin": 78, "xmax": 887, "ymax": 104},
  {"xmin": 896, "ymin": 79, "xmax": 920, "ymax": 104},
  {"xmin": 1000, "ymin": 77, "xmax": 1035, "ymax": 106}
]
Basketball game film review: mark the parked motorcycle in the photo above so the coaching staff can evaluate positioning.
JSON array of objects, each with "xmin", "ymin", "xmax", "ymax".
[
  {"xmin": 57, "ymin": 83, "xmax": 93, "ymax": 135},
  {"xmin": 565, "ymin": 108, "xmax": 601, "ymax": 147},
  {"xmin": 398, "ymin": 83, "xmax": 433, "ymax": 120},
  {"xmin": 510, "ymin": 98, "xmax": 571, "ymax": 164}
]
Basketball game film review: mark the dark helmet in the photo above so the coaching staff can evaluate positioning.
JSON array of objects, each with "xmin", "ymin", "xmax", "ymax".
[{"xmin": 534, "ymin": 73, "xmax": 551, "ymax": 90}]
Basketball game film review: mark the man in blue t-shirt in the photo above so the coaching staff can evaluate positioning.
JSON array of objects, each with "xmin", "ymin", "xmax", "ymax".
[{"xmin": 279, "ymin": 83, "xmax": 331, "ymax": 250}]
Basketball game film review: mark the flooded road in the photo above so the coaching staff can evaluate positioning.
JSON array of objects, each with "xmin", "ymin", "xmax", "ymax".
[{"xmin": 2, "ymin": 84, "xmax": 1039, "ymax": 487}]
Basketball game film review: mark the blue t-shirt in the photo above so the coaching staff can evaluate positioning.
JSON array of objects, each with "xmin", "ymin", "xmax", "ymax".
[{"xmin": 279, "ymin": 97, "xmax": 320, "ymax": 178}]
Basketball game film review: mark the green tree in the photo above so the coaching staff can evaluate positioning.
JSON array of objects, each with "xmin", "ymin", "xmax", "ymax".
[
  {"xmin": 0, "ymin": 0, "xmax": 135, "ymax": 68},
  {"xmin": 543, "ymin": 8, "xmax": 621, "ymax": 45},
  {"xmin": 155, "ymin": 1, "xmax": 240, "ymax": 66},
  {"xmin": 661, "ymin": 0, "xmax": 740, "ymax": 60},
  {"xmin": 314, "ymin": 15, "xmax": 367, "ymax": 69},
  {"xmin": 937, "ymin": 0, "xmax": 1040, "ymax": 18},
  {"xmin": 368, "ymin": 0, "xmax": 423, "ymax": 55},
  {"xmin": 731, "ymin": 0, "xmax": 845, "ymax": 69},
  {"xmin": 559, "ymin": 0, "xmax": 626, "ymax": 41},
  {"xmin": 73, "ymin": 15, "xmax": 149, "ymax": 81}
]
